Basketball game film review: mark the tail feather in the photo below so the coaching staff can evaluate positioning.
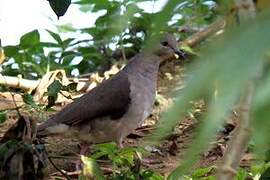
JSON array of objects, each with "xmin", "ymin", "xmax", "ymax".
[{"xmin": 37, "ymin": 117, "xmax": 70, "ymax": 138}]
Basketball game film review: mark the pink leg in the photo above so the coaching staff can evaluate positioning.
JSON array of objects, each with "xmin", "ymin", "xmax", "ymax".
[
  {"xmin": 117, "ymin": 139, "xmax": 124, "ymax": 148},
  {"xmin": 79, "ymin": 143, "xmax": 90, "ymax": 155},
  {"xmin": 74, "ymin": 143, "xmax": 90, "ymax": 170}
]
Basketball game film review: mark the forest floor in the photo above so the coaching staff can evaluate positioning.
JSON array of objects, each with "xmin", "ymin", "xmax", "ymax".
[{"xmin": 0, "ymin": 60, "xmax": 252, "ymax": 179}]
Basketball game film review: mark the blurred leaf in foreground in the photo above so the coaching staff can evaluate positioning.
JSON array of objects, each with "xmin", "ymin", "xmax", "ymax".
[
  {"xmin": 143, "ymin": 11, "xmax": 270, "ymax": 179},
  {"xmin": 80, "ymin": 155, "xmax": 105, "ymax": 180}
]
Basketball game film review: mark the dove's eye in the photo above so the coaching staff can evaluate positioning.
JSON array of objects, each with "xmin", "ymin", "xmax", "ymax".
[{"xmin": 161, "ymin": 41, "xmax": 169, "ymax": 46}]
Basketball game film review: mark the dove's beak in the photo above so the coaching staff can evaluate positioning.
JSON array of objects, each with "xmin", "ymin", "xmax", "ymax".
[{"xmin": 174, "ymin": 49, "xmax": 187, "ymax": 59}]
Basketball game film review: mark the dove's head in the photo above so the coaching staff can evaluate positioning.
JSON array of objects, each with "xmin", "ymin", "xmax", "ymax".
[{"xmin": 153, "ymin": 33, "xmax": 186, "ymax": 61}]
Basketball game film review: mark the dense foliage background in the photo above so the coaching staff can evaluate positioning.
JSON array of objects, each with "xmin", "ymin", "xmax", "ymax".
[{"xmin": 2, "ymin": 0, "xmax": 221, "ymax": 78}]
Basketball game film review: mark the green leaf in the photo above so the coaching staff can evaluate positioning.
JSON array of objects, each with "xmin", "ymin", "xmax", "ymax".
[
  {"xmin": 47, "ymin": 80, "xmax": 62, "ymax": 98},
  {"xmin": 46, "ymin": 80, "xmax": 63, "ymax": 109},
  {"xmin": 116, "ymin": 148, "xmax": 136, "ymax": 166},
  {"xmin": 92, "ymin": 0, "xmax": 111, "ymax": 12},
  {"xmin": 61, "ymin": 55, "xmax": 75, "ymax": 67},
  {"xmin": 19, "ymin": 30, "xmax": 40, "ymax": 49},
  {"xmin": 141, "ymin": 170, "xmax": 164, "ymax": 180},
  {"xmin": 22, "ymin": 94, "xmax": 38, "ymax": 108},
  {"xmin": 235, "ymin": 168, "xmax": 248, "ymax": 180},
  {"xmin": 61, "ymin": 51, "xmax": 77, "ymax": 58},
  {"xmin": 46, "ymin": 30, "xmax": 62, "ymax": 45},
  {"xmin": 191, "ymin": 166, "xmax": 215, "ymax": 178},
  {"xmin": 62, "ymin": 38, "xmax": 75, "ymax": 49},
  {"xmin": 93, "ymin": 142, "xmax": 118, "ymax": 154},
  {"xmin": 40, "ymin": 42, "xmax": 60, "ymax": 48},
  {"xmin": 0, "ymin": 112, "xmax": 6, "ymax": 124},
  {"xmin": 91, "ymin": 151, "xmax": 108, "ymax": 160},
  {"xmin": 92, "ymin": 142, "xmax": 119, "ymax": 160},
  {"xmin": 80, "ymin": 156, "xmax": 105, "ymax": 180},
  {"xmin": 3, "ymin": 46, "xmax": 19, "ymax": 57}
]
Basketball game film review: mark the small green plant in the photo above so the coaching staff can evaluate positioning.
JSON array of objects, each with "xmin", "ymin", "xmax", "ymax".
[
  {"xmin": 179, "ymin": 162, "xmax": 270, "ymax": 180},
  {"xmin": 80, "ymin": 142, "xmax": 163, "ymax": 180},
  {"xmin": 179, "ymin": 166, "xmax": 216, "ymax": 180}
]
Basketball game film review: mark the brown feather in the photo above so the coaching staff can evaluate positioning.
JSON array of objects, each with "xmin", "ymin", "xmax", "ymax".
[{"xmin": 37, "ymin": 72, "xmax": 131, "ymax": 132}]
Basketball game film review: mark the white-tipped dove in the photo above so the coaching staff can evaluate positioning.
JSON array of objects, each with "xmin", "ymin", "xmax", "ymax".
[{"xmin": 37, "ymin": 34, "xmax": 185, "ymax": 147}]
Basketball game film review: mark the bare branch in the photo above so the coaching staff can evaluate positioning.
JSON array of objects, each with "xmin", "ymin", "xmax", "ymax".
[
  {"xmin": 0, "ymin": 74, "xmax": 40, "ymax": 90},
  {"xmin": 217, "ymin": 80, "xmax": 255, "ymax": 180},
  {"xmin": 182, "ymin": 19, "xmax": 226, "ymax": 47},
  {"xmin": 217, "ymin": 1, "xmax": 258, "ymax": 179}
]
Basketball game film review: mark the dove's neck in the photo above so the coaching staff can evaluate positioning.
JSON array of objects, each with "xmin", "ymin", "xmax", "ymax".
[{"xmin": 123, "ymin": 53, "xmax": 161, "ymax": 81}]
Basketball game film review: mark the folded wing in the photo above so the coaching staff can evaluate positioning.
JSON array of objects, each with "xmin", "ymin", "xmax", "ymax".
[{"xmin": 37, "ymin": 72, "xmax": 131, "ymax": 133}]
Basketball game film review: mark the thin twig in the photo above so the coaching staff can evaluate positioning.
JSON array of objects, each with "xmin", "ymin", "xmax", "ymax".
[
  {"xmin": 10, "ymin": 92, "xmax": 22, "ymax": 117},
  {"xmin": 48, "ymin": 155, "xmax": 72, "ymax": 180},
  {"xmin": 49, "ymin": 155, "xmax": 77, "ymax": 160}
]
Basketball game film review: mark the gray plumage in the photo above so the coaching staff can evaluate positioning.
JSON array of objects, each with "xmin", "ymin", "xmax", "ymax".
[{"xmin": 37, "ymin": 34, "xmax": 183, "ymax": 146}]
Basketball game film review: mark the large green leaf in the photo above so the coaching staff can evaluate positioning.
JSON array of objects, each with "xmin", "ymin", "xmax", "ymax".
[
  {"xmin": 19, "ymin": 30, "xmax": 40, "ymax": 49},
  {"xmin": 3, "ymin": 46, "xmax": 19, "ymax": 57}
]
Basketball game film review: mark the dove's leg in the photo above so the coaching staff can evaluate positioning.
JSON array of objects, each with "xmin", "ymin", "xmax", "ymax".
[{"xmin": 73, "ymin": 143, "xmax": 91, "ymax": 170}]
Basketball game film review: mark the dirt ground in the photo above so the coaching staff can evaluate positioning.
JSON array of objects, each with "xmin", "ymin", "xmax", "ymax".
[{"xmin": 0, "ymin": 60, "xmax": 248, "ymax": 179}]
